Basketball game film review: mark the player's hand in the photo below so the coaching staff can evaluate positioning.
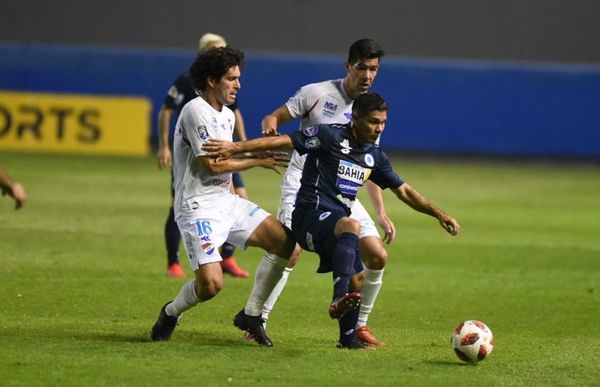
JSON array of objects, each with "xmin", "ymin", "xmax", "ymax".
[
  {"xmin": 156, "ymin": 146, "xmax": 172, "ymax": 169},
  {"xmin": 203, "ymin": 139, "xmax": 237, "ymax": 158},
  {"xmin": 377, "ymin": 212, "xmax": 396, "ymax": 244},
  {"xmin": 439, "ymin": 215, "xmax": 460, "ymax": 236},
  {"xmin": 262, "ymin": 127, "xmax": 281, "ymax": 137},
  {"xmin": 259, "ymin": 153, "xmax": 289, "ymax": 174},
  {"xmin": 3, "ymin": 182, "xmax": 27, "ymax": 210}
]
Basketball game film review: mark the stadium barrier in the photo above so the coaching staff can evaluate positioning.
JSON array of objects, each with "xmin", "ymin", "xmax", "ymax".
[{"xmin": 1, "ymin": 42, "xmax": 599, "ymax": 158}]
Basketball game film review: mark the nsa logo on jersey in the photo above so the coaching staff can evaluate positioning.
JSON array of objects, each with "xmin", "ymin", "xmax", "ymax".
[
  {"xmin": 323, "ymin": 101, "xmax": 338, "ymax": 117},
  {"xmin": 305, "ymin": 137, "xmax": 321, "ymax": 149},
  {"xmin": 197, "ymin": 125, "xmax": 209, "ymax": 140},
  {"xmin": 302, "ymin": 126, "xmax": 318, "ymax": 137}
]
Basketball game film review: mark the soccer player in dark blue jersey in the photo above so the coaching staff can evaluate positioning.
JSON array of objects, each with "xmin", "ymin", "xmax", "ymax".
[{"xmin": 204, "ymin": 92, "xmax": 460, "ymax": 349}]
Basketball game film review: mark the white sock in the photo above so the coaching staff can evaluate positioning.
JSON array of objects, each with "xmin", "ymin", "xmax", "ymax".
[
  {"xmin": 357, "ymin": 267, "xmax": 384, "ymax": 327},
  {"xmin": 165, "ymin": 280, "xmax": 200, "ymax": 317},
  {"xmin": 244, "ymin": 253, "xmax": 288, "ymax": 316},
  {"xmin": 261, "ymin": 267, "xmax": 293, "ymax": 322}
]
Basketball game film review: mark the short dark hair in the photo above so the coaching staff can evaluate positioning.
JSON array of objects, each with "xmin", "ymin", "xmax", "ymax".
[
  {"xmin": 347, "ymin": 39, "xmax": 385, "ymax": 64},
  {"xmin": 352, "ymin": 92, "xmax": 388, "ymax": 117},
  {"xmin": 189, "ymin": 46, "xmax": 244, "ymax": 91}
]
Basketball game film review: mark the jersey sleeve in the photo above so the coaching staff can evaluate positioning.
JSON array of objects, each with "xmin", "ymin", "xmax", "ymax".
[
  {"xmin": 288, "ymin": 124, "xmax": 331, "ymax": 156},
  {"xmin": 369, "ymin": 150, "xmax": 405, "ymax": 189},
  {"xmin": 179, "ymin": 106, "xmax": 218, "ymax": 157},
  {"xmin": 163, "ymin": 75, "xmax": 187, "ymax": 110},
  {"xmin": 285, "ymin": 85, "xmax": 318, "ymax": 119}
]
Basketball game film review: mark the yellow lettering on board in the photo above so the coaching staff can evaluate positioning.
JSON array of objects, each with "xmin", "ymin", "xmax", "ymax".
[{"xmin": 0, "ymin": 91, "xmax": 151, "ymax": 156}]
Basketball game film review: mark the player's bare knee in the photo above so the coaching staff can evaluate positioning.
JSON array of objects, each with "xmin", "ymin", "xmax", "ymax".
[
  {"xmin": 195, "ymin": 280, "xmax": 223, "ymax": 301},
  {"xmin": 350, "ymin": 272, "xmax": 364, "ymax": 291},
  {"xmin": 335, "ymin": 217, "xmax": 360, "ymax": 237},
  {"xmin": 361, "ymin": 238, "xmax": 388, "ymax": 269}
]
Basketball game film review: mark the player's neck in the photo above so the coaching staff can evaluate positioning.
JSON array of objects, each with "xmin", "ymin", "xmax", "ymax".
[
  {"xmin": 202, "ymin": 92, "xmax": 224, "ymax": 112},
  {"xmin": 343, "ymin": 78, "xmax": 361, "ymax": 100}
]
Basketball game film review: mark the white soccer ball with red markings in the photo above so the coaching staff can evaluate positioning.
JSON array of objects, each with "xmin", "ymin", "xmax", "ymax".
[{"xmin": 451, "ymin": 320, "xmax": 494, "ymax": 363}]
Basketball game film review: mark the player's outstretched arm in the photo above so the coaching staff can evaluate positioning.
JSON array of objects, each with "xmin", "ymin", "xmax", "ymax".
[
  {"xmin": 262, "ymin": 105, "xmax": 294, "ymax": 137},
  {"xmin": 196, "ymin": 153, "xmax": 289, "ymax": 176},
  {"xmin": 203, "ymin": 135, "xmax": 294, "ymax": 158},
  {"xmin": 391, "ymin": 183, "xmax": 460, "ymax": 236}
]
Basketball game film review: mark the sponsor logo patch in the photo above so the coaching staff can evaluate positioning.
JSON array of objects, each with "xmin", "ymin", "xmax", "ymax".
[
  {"xmin": 302, "ymin": 126, "xmax": 318, "ymax": 137},
  {"xmin": 304, "ymin": 137, "xmax": 321, "ymax": 149},
  {"xmin": 339, "ymin": 139, "xmax": 352, "ymax": 154},
  {"xmin": 197, "ymin": 125, "xmax": 209, "ymax": 140},
  {"xmin": 319, "ymin": 211, "xmax": 331, "ymax": 221},
  {"xmin": 200, "ymin": 235, "xmax": 215, "ymax": 255},
  {"xmin": 337, "ymin": 160, "xmax": 370, "ymax": 184}
]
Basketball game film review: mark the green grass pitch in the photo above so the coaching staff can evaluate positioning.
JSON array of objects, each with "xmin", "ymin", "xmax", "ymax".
[{"xmin": 1, "ymin": 151, "xmax": 599, "ymax": 386}]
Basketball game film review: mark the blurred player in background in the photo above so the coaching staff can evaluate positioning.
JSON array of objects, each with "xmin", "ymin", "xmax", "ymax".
[
  {"xmin": 203, "ymin": 92, "xmax": 460, "ymax": 349},
  {"xmin": 150, "ymin": 47, "xmax": 295, "ymax": 343},
  {"xmin": 0, "ymin": 165, "xmax": 27, "ymax": 209},
  {"xmin": 259, "ymin": 39, "xmax": 392, "ymax": 346},
  {"xmin": 157, "ymin": 33, "xmax": 250, "ymax": 278}
]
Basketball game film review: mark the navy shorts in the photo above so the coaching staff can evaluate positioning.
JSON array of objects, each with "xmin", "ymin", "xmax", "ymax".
[{"xmin": 292, "ymin": 205, "xmax": 363, "ymax": 274}]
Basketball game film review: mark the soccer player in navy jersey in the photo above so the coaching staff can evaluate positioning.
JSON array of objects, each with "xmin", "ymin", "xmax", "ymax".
[
  {"xmin": 204, "ymin": 92, "xmax": 460, "ymax": 349},
  {"xmin": 157, "ymin": 33, "xmax": 250, "ymax": 278}
]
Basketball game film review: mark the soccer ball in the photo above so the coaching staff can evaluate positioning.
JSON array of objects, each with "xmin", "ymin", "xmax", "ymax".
[{"xmin": 451, "ymin": 320, "xmax": 494, "ymax": 363}]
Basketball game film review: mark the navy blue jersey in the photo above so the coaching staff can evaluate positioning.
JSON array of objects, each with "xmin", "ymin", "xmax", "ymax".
[
  {"xmin": 163, "ymin": 72, "xmax": 238, "ymax": 114},
  {"xmin": 289, "ymin": 123, "xmax": 404, "ymax": 214}
]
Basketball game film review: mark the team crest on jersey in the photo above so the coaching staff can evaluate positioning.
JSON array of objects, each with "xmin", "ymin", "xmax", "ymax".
[
  {"xmin": 197, "ymin": 125, "xmax": 209, "ymax": 140},
  {"xmin": 302, "ymin": 126, "xmax": 318, "ymax": 137},
  {"xmin": 364, "ymin": 154, "xmax": 375, "ymax": 167},
  {"xmin": 200, "ymin": 235, "xmax": 215, "ymax": 255},
  {"xmin": 305, "ymin": 137, "xmax": 321, "ymax": 149},
  {"xmin": 340, "ymin": 139, "xmax": 352, "ymax": 154}
]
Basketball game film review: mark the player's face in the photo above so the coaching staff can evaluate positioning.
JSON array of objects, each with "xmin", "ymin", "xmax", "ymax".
[
  {"xmin": 215, "ymin": 65, "xmax": 241, "ymax": 106},
  {"xmin": 353, "ymin": 109, "xmax": 387, "ymax": 144},
  {"xmin": 345, "ymin": 58, "xmax": 380, "ymax": 98}
]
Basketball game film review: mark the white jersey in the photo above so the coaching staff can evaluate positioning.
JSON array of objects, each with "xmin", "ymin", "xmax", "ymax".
[
  {"xmin": 277, "ymin": 78, "xmax": 381, "ymax": 239},
  {"xmin": 285, "ymin": 78, "xmax": 354, "ymax": 176},
  {"xmin": 172, "ymin": 96, "xmax": 236, "ymax": 218}
]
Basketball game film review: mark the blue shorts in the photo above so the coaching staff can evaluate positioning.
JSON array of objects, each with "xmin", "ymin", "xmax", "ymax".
[{"xmin": 292, "ymin": 205, "xmax": 363, "ymax": 274}]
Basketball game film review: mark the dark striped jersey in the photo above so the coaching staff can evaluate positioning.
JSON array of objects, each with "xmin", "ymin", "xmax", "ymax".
[{"xmin": 289, "ymin": 123, "xmax": 404, "ymax": 214}]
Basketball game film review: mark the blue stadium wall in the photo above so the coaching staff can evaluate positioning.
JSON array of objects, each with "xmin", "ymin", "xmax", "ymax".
[{"xmin": 2, "ymin": 42, "xmax": 599, "ymax": 158}]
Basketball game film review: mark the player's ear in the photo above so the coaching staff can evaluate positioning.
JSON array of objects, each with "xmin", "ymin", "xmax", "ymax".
[
  {"xmin": 345, "ymin": 61, "xmax": 352, "ymax": 73},
  {"xmin": 207, "ymin": 76, "xmax": 218, "ymax": 89}
]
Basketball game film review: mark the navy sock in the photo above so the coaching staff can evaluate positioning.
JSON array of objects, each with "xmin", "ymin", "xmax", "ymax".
[
  {"xmin": 338, "ymin": 306, "xmax": 360, "ymax": 344},
  {"xmin": 331, "ymin": 232, "xmax": 359, "ymax": 300},
  {"xmin": 165, "ymin": 207, "xmax": 181, "ymax": 265},
  {"xmin": 220, "ymin": 242, "xmax": 236, "ymax": 260}
]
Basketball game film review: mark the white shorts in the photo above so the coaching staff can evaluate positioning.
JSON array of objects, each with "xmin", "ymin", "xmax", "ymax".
[
  {"xmin": 277, "ymin": 170, "xmax": 380, "ymax": 239},
  {"xmin": 176, "ymin": 195, "xmax": 270, "ymax": 271}
]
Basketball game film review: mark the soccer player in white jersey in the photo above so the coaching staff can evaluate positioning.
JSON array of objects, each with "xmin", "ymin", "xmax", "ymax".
[
  {"xmin": 150, "ymin": 47, "xmax": 295, "ymax": 346},
  {"xmin": 259, "ymin": 39, "xmax": 391, "ymax": 346}
]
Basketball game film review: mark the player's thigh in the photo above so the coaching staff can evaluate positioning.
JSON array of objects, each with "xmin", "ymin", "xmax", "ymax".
[
  {"xmin": 350, "ymin": 199, "xmax": 380, "ymax": 239},
  {"xmin": 246, "ymin": 215, "xmax": 294, "ymax": 258},
  {"xmin": 177, "ymin": 211, "xmax": 230, "ymax": 271}
]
